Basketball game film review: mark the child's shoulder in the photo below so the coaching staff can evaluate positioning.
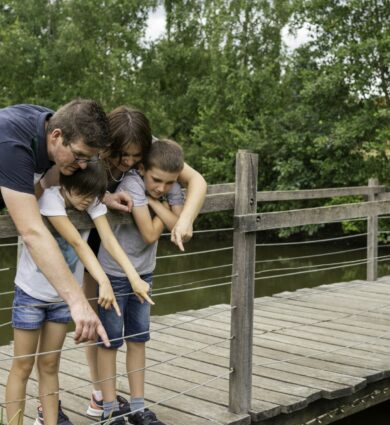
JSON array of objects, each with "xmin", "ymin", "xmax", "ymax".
[
  {"xmin": 40, "ymin": 186, "xmax": 63, "ymax": 204},
  {"xmin": 118, "ymin": 169, "xmax": 145, "ymax": 190},
  {"xmin": 39, "ymin": 186, "xmax": 66, "ymax": 215}
]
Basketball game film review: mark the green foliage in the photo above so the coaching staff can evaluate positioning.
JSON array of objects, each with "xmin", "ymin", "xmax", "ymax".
[{"xmin": 0, "ymin": 0, "xmax": 389, "ymax": 234}]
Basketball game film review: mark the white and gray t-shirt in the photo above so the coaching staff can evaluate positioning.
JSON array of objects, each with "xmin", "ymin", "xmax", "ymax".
[
  {"xmin": 14, "ymin": 186, "xmax": 107, "ymax": 302},
  {"xmin": 98, "ymin": 169, "xmax": 183, "ymax": 277}
]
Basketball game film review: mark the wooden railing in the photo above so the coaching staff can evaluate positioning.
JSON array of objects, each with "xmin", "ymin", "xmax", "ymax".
[{"xmin": 1, "ymin": 150, "xmax": 389, "ymax": 418}]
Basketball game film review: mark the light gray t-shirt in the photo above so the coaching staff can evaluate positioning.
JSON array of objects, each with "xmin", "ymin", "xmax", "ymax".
[
  {"xmin": 15, "ymin": 186, "xmax": 107, "ymax": 302},
  {"xmin": 98, "ymin": 170, "xmax": 183, "ymax": 276}
]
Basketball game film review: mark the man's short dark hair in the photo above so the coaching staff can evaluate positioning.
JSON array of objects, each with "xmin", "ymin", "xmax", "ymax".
[
  {"xmin": 59, "ymin": 161, "xmax": 107, "ymax": 201},
  {"xmin": 144, "ymin": 139, "xmax": 184, "ymax": 174},
  {"xmin": 47, "ymin": 99, "xmax": 109, "ymax": 149}
]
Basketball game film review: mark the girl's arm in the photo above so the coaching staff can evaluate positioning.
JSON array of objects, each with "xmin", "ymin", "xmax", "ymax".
[
  {"xmin": 173, "ymin": 163, "xmax": 207, "ymax": 250},
  {"xmin": 93, "ymin": 215, "xmax": 154, "ymax": 305},
  {"xmin": 47, "ymin": 215, "xmax": 121, "ymax": 315},
  {"xmin": 147, "ymin": 197, "xmax": 183, "ymax": 231}
]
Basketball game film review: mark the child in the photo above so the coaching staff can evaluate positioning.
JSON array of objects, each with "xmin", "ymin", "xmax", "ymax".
[
  {"xmin": 96, "ymin": 139, "xmax": 185, "ymax": 425},
  {"xmin": 6, "ymin": 162, "xmax": 153, "ymax": 425}
]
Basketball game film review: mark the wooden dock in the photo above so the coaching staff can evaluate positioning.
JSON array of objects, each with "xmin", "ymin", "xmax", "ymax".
[{"xmin": 2, "ymin": 277, "xmax": 390, "ymax": 424}]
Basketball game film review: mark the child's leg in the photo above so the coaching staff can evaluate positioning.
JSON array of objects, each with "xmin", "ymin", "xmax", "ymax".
[
  {"xmin": 126, "ymin": 341, "xmax": 145, "ymax": 397},
  {"xmin": 36, "ymin": 321, "xmax": 67, "ymax": 425},
  {"xmin": 97, "ymin": 346, "xmax": 118, "ymax": 403},
  {"xmin": 124, "ymin": 273, "xmax": 152, "ymax": 413},
  {"xmin": 6, "ymin": 328, "xmax": 40, "ymax": 425},
  {"xmin": 97, "ymin": 274, "xmax": 128, "ymax": 417},
  {"xmin": 83, "ymin": 271, "xmax": 101, "ymax": 392}
]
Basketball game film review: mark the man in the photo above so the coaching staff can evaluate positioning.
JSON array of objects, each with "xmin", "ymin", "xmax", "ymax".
[{"xmin": 0, "ymin": 99, "xmax": 111, "ymax": 346}]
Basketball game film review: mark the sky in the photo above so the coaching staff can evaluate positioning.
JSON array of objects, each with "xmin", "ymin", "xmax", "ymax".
[{"xmin": 145, "ymin": 5, "xmax": 311, "ymax": 50}]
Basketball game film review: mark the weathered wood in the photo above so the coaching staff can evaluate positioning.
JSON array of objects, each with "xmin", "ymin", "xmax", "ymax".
[
  {"xmin": 236, "ymin": 200, "xmax": 390, "ymax": 232},
  {"xmin": 367, "ymin": 178, "xmax": 379, "ymax": 281},
  {"xmin": 229, "ymin": 150, "xmax": 258, "ymax": 415},
  {"xmin": 256, "ymin": 185, "xmax": 384, "ymax": 202},
  {"xmin": 2, "ymin": 280, "xmax": 390, "ymax": 424}
]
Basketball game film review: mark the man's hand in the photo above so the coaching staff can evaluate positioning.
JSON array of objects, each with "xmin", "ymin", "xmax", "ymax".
[
  {"xmin": 70, "ymin": 298, "xmax": 111, "ymax": 347},
  {"xmin": 171, "ymin": 217, "xmax": 193, "ymax": 251},
  {"xmin": 103, "ymin": 191, "xmax": 133, "ymax": 213}
]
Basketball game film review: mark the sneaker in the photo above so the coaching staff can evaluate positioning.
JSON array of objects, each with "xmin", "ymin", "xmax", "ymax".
[
  {"xmin": 33, "ymin": 400, "xmax": 73, "ymax": 425},
  {"xmin": 100, "ymin": 410, "xmax": 127, "ymax": 424},
  {"xmin": 87, "ymin": 394, "xmax": 130, "ymax": 417},
  {"xmin": 128, "ymin": 409, "xmax": 166, "ymax": 425}
]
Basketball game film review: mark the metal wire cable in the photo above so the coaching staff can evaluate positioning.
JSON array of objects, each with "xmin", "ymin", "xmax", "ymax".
[
  {"xmin": 254, "ymin": 255, "xmax": 390, "ymax": 276},
  {"xmin": 0, "ymin": 306, "xmax": 234, "ymax": 362},
  {"xmin": 156, "ymin": 246, "xmax": 233, "ymax": 259},
  {"xmin": 256, "ymin": 233, "xmax": 367, "ymax": 246},
  {"xmin": 90, "ymin": 369, "xmax": 233, "ymax": 425},
  {"xmin": 0, "ymin": 333, "xmax": 234, "ymax": 410}
]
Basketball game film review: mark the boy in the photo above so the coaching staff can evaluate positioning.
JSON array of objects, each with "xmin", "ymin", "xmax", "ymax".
[
  {"xmin": 6, "ymin": 162, "xmax": 152, "ymax": 425},
  {"xmin": 97, "ymin": 139, "xmax": 185, "ymax": 425}
]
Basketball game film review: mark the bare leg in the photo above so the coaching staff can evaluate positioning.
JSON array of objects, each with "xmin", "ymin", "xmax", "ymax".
[
  {"xmin": 36, "ymin": 322, "xmax": 67, "ymax": 425},
  {"xmin": 83, "ymin": 272, "xmax": 101, "ymax": 391},
  {"xmin": 6, "ymin": 329, "xmax": 40, "ymax": 425},
  {"xmin": 126, "ymin": 342, "xmax": 145, "ymax": 398},
  {"xmin": 97, "ymin": 347, "xmax": 118, "ymax": 403}
]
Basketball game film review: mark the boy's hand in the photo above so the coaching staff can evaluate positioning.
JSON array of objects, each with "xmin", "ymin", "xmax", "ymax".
[
  {"xmin": 104, "ymin": 191, "xmax": 133, "ymax": 213},
  {"xmin": 132, "ymin": 279, "xmax": 155, "ymax": 305},
  {"xmin": 98, "ymin": 281, "xmax": 121, "ymax": 316}
]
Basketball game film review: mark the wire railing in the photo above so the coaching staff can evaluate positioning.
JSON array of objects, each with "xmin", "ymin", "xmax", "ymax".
[{"xmin": 2, "ymin": 166, "xmax": 390, "ymax": 423}]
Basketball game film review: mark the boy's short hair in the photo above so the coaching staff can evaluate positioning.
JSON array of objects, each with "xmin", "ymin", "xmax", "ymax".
[
  {"xmin": 59, "ymin": 161, "xmax": 107, "ymax": 202},
  {"xmin": 47, "ymin": 99, "xmax": 109, "ymax": 149},
  {"xmin": 144, "ymin": 139, "xmax": 184, "ymax": 174}
]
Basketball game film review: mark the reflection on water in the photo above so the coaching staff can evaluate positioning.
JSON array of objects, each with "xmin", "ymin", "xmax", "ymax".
[
  {"xmin": 2, "ymin": 233, "xmax": 390, "ymax": 344},
  {"xmin": 1, "ymin": 233, "xmax": 390, "ymax": 424}
]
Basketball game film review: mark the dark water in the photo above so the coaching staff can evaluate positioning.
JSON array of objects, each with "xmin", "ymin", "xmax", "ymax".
[{"xmin": 1, "ymin": 233, "xmax": 390, "ymax": 423}]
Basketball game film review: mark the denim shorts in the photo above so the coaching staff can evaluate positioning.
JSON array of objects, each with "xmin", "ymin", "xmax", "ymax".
[
  {"xmin": 12, "ymin": 285, "xmax": 71, "ymax": 329},
  {"xmin": 98, "ymin": 273, "xmax": 152, "ymax": 349}
]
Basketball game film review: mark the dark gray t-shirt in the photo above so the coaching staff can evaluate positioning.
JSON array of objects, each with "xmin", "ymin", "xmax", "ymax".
[
  {"xmin": 0, "ymin": 104, "xmax": 53, "ymax": 207},
  {"xmin": 98, "ymin": 170, "xmax": 184, "ymax": 276}
]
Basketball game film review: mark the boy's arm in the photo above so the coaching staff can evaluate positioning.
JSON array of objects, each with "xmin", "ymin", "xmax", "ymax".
[
  {"xmin": 173, "ymin": 163, "xmax": 207, "ymax": 250},
  {"xmin": 147, "ymin": 197, "xmax": 183, "ymax": 231},
  {"xmin": 1, "ymin": 187, "xmax": 109, "ymax": 346},
  {"xmin": 93, "ymin": 215, "xmax": 154, "ymax": 305},
  {"xmin": 131, "ymin": 204, "xmax": 165, "ymax": 244},
  {"xmin": 47, "ymin": 215, "xmax": 120, "ymax": 315}
]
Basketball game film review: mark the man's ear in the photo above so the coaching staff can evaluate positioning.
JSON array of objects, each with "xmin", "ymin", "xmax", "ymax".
[{"xmin": 48, "ymin": 128, "xmax": 62, "ymax": 146}]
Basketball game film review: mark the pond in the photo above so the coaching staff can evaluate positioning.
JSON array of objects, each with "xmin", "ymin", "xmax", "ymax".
[{"xmin": 1, "ymin": 231, "xmax": 390, "ymax": 424}]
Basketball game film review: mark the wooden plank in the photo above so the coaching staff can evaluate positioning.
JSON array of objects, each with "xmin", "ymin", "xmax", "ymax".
[
  {"xmin": 236, "ymin": 200, "xmax": 390, "ymax": 232},
  {"xmin": 229, "ymin": 150, "xmax": 258, "ymax": 414},
  {"xmin": 256, "ymin": 186, "xmax": 384, "ymax": 202}
]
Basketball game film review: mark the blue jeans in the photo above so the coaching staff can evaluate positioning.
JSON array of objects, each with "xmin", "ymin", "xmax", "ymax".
[
  {"xmin": 12, "ymin": 286, "xmax": 71, "ymax": 329},
  {"xmin": 98, "ymin": 273, "xmax": 152, "ymax": 349}
]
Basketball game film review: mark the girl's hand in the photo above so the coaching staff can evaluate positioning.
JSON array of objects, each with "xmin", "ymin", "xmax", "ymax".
[
  {"xmin": 98, "ymin": 281, "xmax": 121, "ymax": 316},
  {"xmin": 103, "ymin": 191, "xmax": 133, "ymax": 213},
  {"xmin": 131, "ymin": 279, "xmax": 155, "ymax": 305}
]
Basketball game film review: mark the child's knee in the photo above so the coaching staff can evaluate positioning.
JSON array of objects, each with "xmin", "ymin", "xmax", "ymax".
[
  {"xmin": 37, "ymin": 355, "xmax": 60, "ymax": 375},
  {"xmin": 12, "ymin": 358, "xmax": 35, "ymax": 380}
]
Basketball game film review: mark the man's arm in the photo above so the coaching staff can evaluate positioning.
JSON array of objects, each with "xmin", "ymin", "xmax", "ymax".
[
  {"xmin": 1, "ymin": 187, "xmax": 110, "ymax": 346},
  {"xmin": 173, "ymin": 163, "xmax": 207, "ymax": 250}
]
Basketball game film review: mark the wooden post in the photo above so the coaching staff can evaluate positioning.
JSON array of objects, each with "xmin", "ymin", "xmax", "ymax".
[
  {"xmin": 367, "ymin": 178, "xmax": 379, "ymax": 281},
  {"xmin": 229, "ymin": 150, "xmax": 258, "ymax": 413}
]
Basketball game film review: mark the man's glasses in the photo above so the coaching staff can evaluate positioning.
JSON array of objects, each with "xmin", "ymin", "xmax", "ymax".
[{"xmin": 69, "ymin": 144, "xmax": 101, "ymax": 164}]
